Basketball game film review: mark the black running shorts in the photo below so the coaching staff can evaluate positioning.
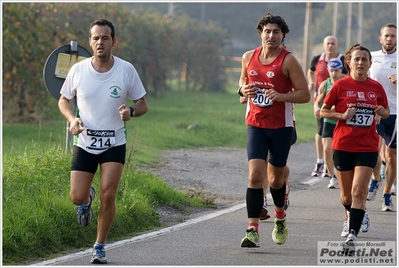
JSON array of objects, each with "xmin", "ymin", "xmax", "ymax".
[
  {"xmin": 247, "ymin": 125, "xmax": 293, "ymax": 167},
  {"xmin": 322, "ymin": 121, "xmax": 336, "ymax": 138},
  {"xmin": 377, "ymin": 115, "xmax": 397, "ymax": 149},
  {"xmin": 71, "ymin": 144, "xmax": 126, "ymax": 174},
  {"xmin": 317, "ymin": 117, "xmax": 324, "ymax": 136},
  {"xmin": 333, "ymin": 150, "xmax": 378, "ymax": 171}
]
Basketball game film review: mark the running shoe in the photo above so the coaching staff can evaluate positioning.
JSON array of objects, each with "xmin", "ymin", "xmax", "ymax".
[
  {"xmin": 260, "ymin": 206, "xmax": 270, "ymax": 221},
  {"xmin": 321, "ymin": 168, "xmax": 331, "ymax": 178},
  {"xmin": 260, "ymin": 197, "xmax": 270, "ymax": 221},
  {"xmin": 77, "ymin": 186, "xmax": 95, "ymax": 226},
  {"xmin": 240, "ymin": 226, "xmax": 260, "ymax": 247},
  {"xmin": 311, "ymin": 163, "xmax": 324, "ymax": 177},
  {"xmin": 361, "ymin": 209, "xmax": 370, "ymax": 233},
  {"xmin": 343, "ymin": 230, "xmax": 356, "ymax": 256},
  {"xmin": 341, "ymin": 210, "xmax": 350, "ymax": 237},
  {"xmin": 392, "ymin": 182, "xmax": 397, "ymax": 196},
  {"xmin": 321, "ymin": 173, "xmax": 330, "ymax": 178},
  {"xmin": 327, "ymin": 175, "xmax": 339, "ymax": 189},
  {"xmin": 382, "ymin": 193, "xmax": 395, "ymax": 212},
  {"xmin": 272, "ymin": 217, "xmax": 288, "ymax": 245},
  {"xmin": 284, "ymin": 184, "xmax": 290, "ymax": 210},
  {"xmin": 367, "ymin": 179, "xmax": 380, "ymax": 201},
  {"xmin": 380, "ymin": 163, "xmax": 386, "ymax": 180},
  {"xmin": 91, "ymin": 243, "xmax": 107, "ymax": 264}
]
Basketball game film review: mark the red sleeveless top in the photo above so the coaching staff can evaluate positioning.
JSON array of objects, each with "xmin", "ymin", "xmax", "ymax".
[{"xmin": 245, "ymin": 47, "xmax": 294, "ymax": 129}]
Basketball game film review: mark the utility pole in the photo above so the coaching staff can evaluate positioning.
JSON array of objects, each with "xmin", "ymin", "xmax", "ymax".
[
  {"xmin": 302, "ymin": 2, "xmax": 313, "ymax": 71},
  {"xmin": 357, "ymin": 3, "xmax": 363, "ymax": 43},
  {"xmin": 346, "ymin": 2, "xmax": 352, "ymax": 49},
  {"xmin": 168, "ymin": 2, "xmax": 174, "ymax": 16},
  {"xmin": 332, "ymin": 2, "xmax": 338, "ymax": 37},
  {"xmin": 200, "ymin": 3, "xmax": 206, "ymax": 23}
]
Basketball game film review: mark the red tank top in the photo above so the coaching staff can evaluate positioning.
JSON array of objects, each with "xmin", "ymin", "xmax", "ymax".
[
  {"xmin": 315, "ymin": 56, "xmax": 329, "ymax": 94},
  {"xmin": 245, "ymin": 47, "xmax": 294, "ymax": 129}
]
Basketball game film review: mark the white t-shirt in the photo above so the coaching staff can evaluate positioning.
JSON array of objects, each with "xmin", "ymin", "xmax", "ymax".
[
  {"xmin": 369, "ymin": 50, "xmax": 397, "ymax": 115},
  {"xmin": 60, "ymin": 56, "xmax": 146, "ymax": 154}
]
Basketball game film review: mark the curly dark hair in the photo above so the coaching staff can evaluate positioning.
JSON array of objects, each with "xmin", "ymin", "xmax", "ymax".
[
  {"xmin": 344, "ymin": 43, "xmax": 372, "ymax": 73},
  {"xmin": 90, "ymin": 19, "xmax": 115, "ymax": 40},
  {"xmin": 256, "ymin": 12, "xmax": 290, "ymax": 41}
]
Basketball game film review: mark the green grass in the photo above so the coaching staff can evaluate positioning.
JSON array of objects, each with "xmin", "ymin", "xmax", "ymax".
[{"xmin": 2, "ymin": 90, "xmax": 316, "ymax": 265}]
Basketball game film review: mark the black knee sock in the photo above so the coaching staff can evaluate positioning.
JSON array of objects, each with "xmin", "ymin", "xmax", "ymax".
[
  {"xmin": 349, "ymin": 208, "xmax": 365, "ymax": 236},
  {"xmin": 343, "ymin": 204, "xmax": 351, "ymax": 213},
  {"xmin": 246, "ymin": 188, "xmax": 263, "ymax": 218},
  {"xmin": 270, "ymin": 182, "xmax": 286, "ymax": 208}
]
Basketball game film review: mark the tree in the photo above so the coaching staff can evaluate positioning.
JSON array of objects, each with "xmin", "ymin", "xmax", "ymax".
[
  {"xmin": 3, "ymin": 3, "xmax": 58, "ymax": 122},
  {"xmin": 3, "ymin": 3, "xmax": 231, "ymax": 122}
]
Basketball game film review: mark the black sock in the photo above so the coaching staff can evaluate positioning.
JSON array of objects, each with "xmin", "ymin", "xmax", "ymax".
[
  {"xmin": 349, "ymin": 208, "xmax": 365, "ymax": 236},
  {"xmin": 246, "ymin": 188, "xmax": 263, "ymax": 218},
  {"xmin": 343, "ymin": 204, "xmax": 351, "ymax": 213},
  {"xmin": 270, "ymin": 182, "xmax": 286, "ymax": 208}
]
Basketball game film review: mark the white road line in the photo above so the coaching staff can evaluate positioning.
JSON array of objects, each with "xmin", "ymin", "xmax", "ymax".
[
  {"xmin": 30, "ymin": 176, "xmax": 321, "ymax": 266},
  {"xmin": 301, "ymin": 177, "xmax": 322, "ymax": 186},
  {"xmin": 29, "ymin": 202, "xmax": 247, "ymax": 266}
]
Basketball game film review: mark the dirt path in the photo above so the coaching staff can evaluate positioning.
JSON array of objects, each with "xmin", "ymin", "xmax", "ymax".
[
  {"xmin": 147, "ymin": 143, "xmax": 315, "ymax": 227},
  {"xmin": 147, "ymin": 147, "xmax": 247, "ymax": 226}
]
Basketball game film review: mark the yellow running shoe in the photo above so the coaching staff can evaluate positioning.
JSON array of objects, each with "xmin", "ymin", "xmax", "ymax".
[
  {"xmin": 272, "ymin": 217, "xmax": 288, "ymax": 245},
  {"xmin": 240, "ymin": 226, "xmax": 260, "ymax": 247}
]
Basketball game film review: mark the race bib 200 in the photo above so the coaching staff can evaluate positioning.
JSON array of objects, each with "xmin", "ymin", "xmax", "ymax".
[{"xmin": 251, "ymin": 87, "xmax": 273, "ymax": 108}]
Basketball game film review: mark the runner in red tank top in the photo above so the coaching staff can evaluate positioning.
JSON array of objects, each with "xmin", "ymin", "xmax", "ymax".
[{"xmin": 237, "ymin": 12, "xmax": 310, "ymax": 247}]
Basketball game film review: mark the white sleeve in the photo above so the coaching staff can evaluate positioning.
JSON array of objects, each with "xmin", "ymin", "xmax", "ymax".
[
  {"xmin": 60, "ymin": 63, "xmax": 80, "ymax": 100},
  {"xmin": 123, "ymin": 61, "xmax": 147, "ymax": 101}
]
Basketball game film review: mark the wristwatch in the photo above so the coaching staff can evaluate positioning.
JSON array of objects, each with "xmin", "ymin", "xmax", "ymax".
[
  {"xmin": 237, "ymin": 85, "xmax": 244, "ymax": 97},
  {"xmin": 129, "ymin": 107, "xmax": 135, "ymax": 117}
]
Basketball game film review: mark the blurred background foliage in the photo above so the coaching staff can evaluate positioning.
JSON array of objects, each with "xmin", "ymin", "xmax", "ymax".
[
  {"xmin": 2, "ymin": 2, "xmax": 396, "ymax": 123},
  {"xmin": 2, "ymin": 3, "xmax": 230, "ymax": 123}
]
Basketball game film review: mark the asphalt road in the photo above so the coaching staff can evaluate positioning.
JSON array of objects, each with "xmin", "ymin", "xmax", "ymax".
[{"xmin": 30, "ymin": 142, "xmax": 397, "ymax": 266}]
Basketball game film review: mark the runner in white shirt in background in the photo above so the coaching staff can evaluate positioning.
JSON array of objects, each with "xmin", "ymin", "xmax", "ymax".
[{"xmin": 367, "ymin": 23, "xmax": 397, "ymax": 211}]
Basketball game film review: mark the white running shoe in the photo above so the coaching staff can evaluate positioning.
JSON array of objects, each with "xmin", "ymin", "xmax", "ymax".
[
  {"xmin": 380, "ymin": 163, "xmax": 386, "ymax": 179},
  {"xmin": 367, "ymin": 179, "xmax": 380, "ymax": 201},
  {"xmin": 77, "ymin": 186, "xmax": 96, "ymax": 226},
  {"xmin": 311, "ymin": 163, "xmax": 324, "ymax": 177},
  {"xmin": 382, "ymin": 193, "xmax": 395, "ymax": 212},
  {"xmin": 91, "ymin": 243, "xmax": 107, "ymax": 264},
  {"xmin": 327, "ymin": 176, "xmax": 339, "ymax": 189},
  {"xmin": 343, "ymin": 230, "xmax": 357, "ymax": 256},
  {"xmin": 392, "ymin": 183, "xmax": 397, "ymax": 196},
  {"xmin": 361, "ymin": 209, "xmax": 370, "ymax": 233},
  {"xmin": 341, "ymin": 211, "xmax": 349, "ymax": 237}
]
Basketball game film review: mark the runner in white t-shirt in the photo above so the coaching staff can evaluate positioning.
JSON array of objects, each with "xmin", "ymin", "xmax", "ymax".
[
  {"xmin": 58, "ymin": 19, "xmax": 148, "ymax": 264},
  {"xmin": 367, "ymin": 23, "xmax": 397, "ymax": 212}
]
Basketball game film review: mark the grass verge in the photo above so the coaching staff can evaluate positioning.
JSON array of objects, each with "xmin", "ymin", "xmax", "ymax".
[{"xmin": 2, "ymin": 90, "xmax": 316, "ymax": 265}]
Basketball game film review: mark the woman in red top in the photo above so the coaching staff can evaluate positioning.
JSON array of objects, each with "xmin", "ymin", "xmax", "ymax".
[{"xmin": 320, "ymin": 43, "xmax": 389, "ymax": 253}]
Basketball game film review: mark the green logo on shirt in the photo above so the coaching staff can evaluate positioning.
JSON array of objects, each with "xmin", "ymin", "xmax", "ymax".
[{"xmin": 110, "ymin": 86, "xmax": 121, "ymax": 98}]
